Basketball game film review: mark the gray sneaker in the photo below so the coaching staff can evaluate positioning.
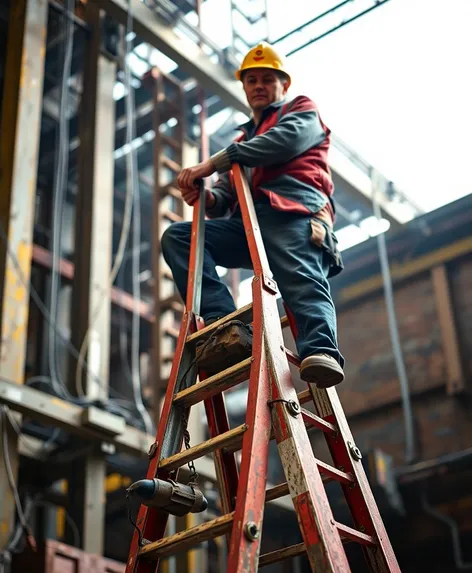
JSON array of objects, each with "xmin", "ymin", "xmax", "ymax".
[{"xmin": 300, "ymin": 354, "xmax": 345, "ymax": 389}]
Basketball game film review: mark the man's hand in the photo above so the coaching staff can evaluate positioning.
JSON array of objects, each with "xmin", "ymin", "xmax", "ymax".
[
  {"xmin": 178, "ymin": 159, "xmax": 216, "ymax": 191},
  {"xmin": 180, "ymin": 187, "xmax": 216, "ymax": 208}
]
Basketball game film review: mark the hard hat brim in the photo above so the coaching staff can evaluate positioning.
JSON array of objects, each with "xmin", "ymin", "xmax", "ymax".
[{"xmin": 235, "ymin": 64, "xmax": 291, "ymax": 87}]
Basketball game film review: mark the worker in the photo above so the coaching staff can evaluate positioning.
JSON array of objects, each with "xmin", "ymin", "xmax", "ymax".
[{"xmin": 161, "ymin": 42, "xmax": 345, "ymax": 388}]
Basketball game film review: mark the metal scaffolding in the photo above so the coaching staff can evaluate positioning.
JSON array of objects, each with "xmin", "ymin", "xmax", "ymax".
[{"xmin": 0, "ymin": 0, "xmax": 427, "ymax": 570}]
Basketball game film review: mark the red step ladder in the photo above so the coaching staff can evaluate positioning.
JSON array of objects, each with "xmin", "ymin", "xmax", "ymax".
[{"xmin": 125, "ymin": 164, "xmax": 401, "ymax": 572}]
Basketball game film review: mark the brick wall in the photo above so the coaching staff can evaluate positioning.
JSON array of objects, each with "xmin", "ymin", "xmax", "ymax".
[
  {"xmin": 330, "ymin": 255, "xmax": 472, "ymax": 466},
  {"xmin": 336, "ymin": 274, "xmax": 447, "ymax": 417}
]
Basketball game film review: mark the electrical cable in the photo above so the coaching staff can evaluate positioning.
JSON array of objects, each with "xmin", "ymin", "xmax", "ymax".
[
  {"xmin": 118, "ymin": 263, "xmax": 133, "ymax": 384},
  {"xmin": 48, "ymin": 0, "xmax": 75, "ymax": 400},
  {"xmin": 0, "ymin": 218, "xmax": 146, "ymax": 435},
  {"xmin": 0, "ymin": 407, "xmax": 36, "ymax": 553},
  {"xmin": 371, "ymin": 169, "xmax": 416, "ymax": 464},
  {"xmin": 0, "ymin": 4, "xmax": 150, "ymax": 431},
  {"xmin": 73, "ymin": 14, "xmax": 135, "ymax": 404},
  {"xmin": 1, "ymin": 404, "xmax": 60, "ymax": 459},
  {"xmin": 123, "ymin": 0, "xmax": 154, "ymax": 435}
]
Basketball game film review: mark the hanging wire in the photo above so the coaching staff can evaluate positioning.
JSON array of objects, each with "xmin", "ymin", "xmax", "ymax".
[
  {"xmin": 123, "ymin": 0, "xmax": 154, "ymax": 435},
  {"xmin": 48, "ymin": 0, "xmax": 75, "ymax": 400},
  {"xmin": 371, "ymin": 168, "xmax": 416, "ymax": 464}
]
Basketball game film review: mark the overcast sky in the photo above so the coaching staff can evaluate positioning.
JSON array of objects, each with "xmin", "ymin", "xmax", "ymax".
[
  {"xmin": 271, "ymin": 0, "xmax": 472, "ymax": 212},
  {"xmin": 199, "ymin": 0, "xmax": 471, "ymax": 213}
]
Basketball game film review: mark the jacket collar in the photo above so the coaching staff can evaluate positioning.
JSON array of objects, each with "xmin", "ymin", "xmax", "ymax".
[{"xmin": 237, "ymin": 99, "xmax": 287, "ymax": 135}]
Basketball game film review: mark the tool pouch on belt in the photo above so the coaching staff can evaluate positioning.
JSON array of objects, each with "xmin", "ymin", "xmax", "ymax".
[
  {"xmin": 310, "ymin": 218, "xmax": 344, "ymax": 279},
  {"xmin": 195, "ymin": 320, "xmax": 253, "ymax": 375}
]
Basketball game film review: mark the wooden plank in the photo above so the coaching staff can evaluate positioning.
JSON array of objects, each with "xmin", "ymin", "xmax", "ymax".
[
  {"xmin": 138, "ymin": 512, "xmax": 234, "ymax": 559},
  {"xmin": 158, "ymin": 424, "xmax": 248, "ymax": 471},
  {"xmin": 173, "ymin": 358, "xmax": 252, "ymax": 407},
  {"xmin": 186, "ymin": 304, "xmax": 253, "ymax": 343},
  {"xmin": 259, "ymin": 543, "xmax": 306, "ymax": 568},
  {"xmin": 338, "ymin": 236, "xmax": 472, "ymax": 306},
  {"xmin": 431, "ymin": 265, "xmax": 465, "ymax": 394}
]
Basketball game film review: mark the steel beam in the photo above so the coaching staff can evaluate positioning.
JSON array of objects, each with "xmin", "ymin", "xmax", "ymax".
[
  {"xmin": 98, "ymin": 0, "xmax": 411, "ymax": 226},
  {"xmin": 67, "ymin": 2, "xmax": 116, "ymax": 554},
  {"xmin": 0, "ymin": 377, "xmax": 150, "ymax": 456},
  {"xmin": 96, "ymin": 0, "xmax": 249, "ymax": 115},
  {"xmin": 0, "ymin": 0, "xmax": 48, "ymax": 550}
]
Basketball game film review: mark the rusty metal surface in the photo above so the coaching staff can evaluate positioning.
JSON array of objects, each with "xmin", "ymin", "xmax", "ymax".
[
  {"xmin": 0, "ymin": 0, "xmax": 48, "ymax": 550},
  {"xmin": 12, "ymin": 539, "xmax": 125, "ymax": 572}
]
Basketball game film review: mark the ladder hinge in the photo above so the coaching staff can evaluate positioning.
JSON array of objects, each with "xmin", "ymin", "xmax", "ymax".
[{"xmin": 262, "ymin": 275, "xmax": 278, "ymax": 295}]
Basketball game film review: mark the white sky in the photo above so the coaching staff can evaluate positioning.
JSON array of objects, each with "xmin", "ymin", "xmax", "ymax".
[{"xmin": 199, "ymin": 0, "xmax": 472, "ymax": 213}]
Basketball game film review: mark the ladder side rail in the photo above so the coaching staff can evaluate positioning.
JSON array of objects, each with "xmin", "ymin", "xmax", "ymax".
[
  {"xmin": 313, "ymin": 386, "xmax": 402, "ymax": 572},
  {"xmin": 190, "ymin": 182, "xmax": 241, "ymax": 520},
  {"xmin": 125, "ymin": 315, "xmax": 195, "ymax": 573},
  {"xmin": 186, "ymin": 181, "xmax": 206, "ymax": 315},
  {"xmin": 221, "ymin": 164, "xmax": 272, "ymax": 571},
  {"xmin": 283, "ymin": 260, "xmax": 401, "ymax": 570},
  {"xmin": 231, "ymin": 164, "xmax": 352, "ymax": 572},
  {"xmin": 126, "ymin": 153, "xmax": 206, "ymax": 573}
]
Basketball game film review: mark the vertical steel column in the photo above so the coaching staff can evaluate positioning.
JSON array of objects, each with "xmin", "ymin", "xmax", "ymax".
[
  {"xmin": 67, "ymin": 2, "xmax": 116, "ymax": 554},
  {"xmin": 0, "ymin": 0, "xmax": 47, "ymax": 549}
]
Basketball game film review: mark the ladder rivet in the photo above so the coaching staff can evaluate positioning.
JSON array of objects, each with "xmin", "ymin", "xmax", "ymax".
[
  {"xmin": 244, "ymin": 521, "xmax": 260, "ymax": 541},
  {"xmin": 286, "ymin": 400, "xmax": 301, "ymax": 417},
  {"xmin": 348, "ymin": 441, "xmax": 362, "ymax": 461}
]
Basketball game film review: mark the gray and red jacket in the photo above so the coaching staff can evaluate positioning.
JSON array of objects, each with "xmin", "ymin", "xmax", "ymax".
[{"xmin": 207, "ymin": 95, "xmax": 336, "ymax": 224}]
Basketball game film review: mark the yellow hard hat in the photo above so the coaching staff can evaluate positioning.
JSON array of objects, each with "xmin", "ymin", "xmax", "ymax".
[{"xmin": 235, "ymin": 42, "xmax": 291, "ymax": 87}]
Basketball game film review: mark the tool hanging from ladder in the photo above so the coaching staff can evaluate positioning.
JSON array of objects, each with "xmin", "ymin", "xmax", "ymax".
[{"xmin": 125, "ymin": 166, "xmax": 401, "ymax": 572}]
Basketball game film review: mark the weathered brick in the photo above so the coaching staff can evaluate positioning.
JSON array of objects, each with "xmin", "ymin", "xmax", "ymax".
[
  {"xmin": 335, "ymin": 275, "xmax": 447, "ymax": 416},
  {"xmin": 347, "ymin": 392, "xmax": 472, "ymax": 466}
]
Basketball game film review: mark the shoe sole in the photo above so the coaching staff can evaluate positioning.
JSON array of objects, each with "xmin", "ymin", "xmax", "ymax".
[{"xmin": 300, "ymin": 360, "xmax": 344, "ymax": 389}]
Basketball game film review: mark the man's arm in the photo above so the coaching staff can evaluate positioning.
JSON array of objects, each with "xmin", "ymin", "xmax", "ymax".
[
  {"xmin": 205, "ymin": 171, "xmax": 234, "ymax": 219},
  {"xmin": 210, "ymin": 96, "xmax": 327, "ymax": 173}
]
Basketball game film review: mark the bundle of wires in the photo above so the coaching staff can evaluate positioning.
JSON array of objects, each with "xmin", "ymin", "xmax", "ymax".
[{"xmin": 35, "ymin": 0, "xmax": 153, "ymax": 433}]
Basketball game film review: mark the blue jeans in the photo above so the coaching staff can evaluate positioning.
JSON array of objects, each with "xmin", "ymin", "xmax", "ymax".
[{"xmin": 161, "ymin": 203, "xmax": 344, "ymax": 366}]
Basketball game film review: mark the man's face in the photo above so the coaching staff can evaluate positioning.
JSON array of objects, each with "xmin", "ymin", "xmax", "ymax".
[{"xmin": 242, "ymin": 69, "xmax": 288, "ymax": 112}]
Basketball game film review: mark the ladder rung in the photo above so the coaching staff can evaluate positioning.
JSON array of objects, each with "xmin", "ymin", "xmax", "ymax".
[
  {"xmin": 173, "ymin": 358, "xmax": 252, "ymax": 407},
  {"xmin": 161, "ymin": 133, "xmax": 181, "ymax": 151},
  {"xmin": 164, "ymin": 325, "xmax": 180, "ymax": 339},
  {"xmin": 160, "ymin": 293, "xmax": 182, "ymax": 311},
  {"xmin": 259, "ymin": 542, "xmax": 305, "ymax": 568},
  {"xmin": 162, "ymin": 210, "xmax": 183, "ymax": 223},
  {"xmin": 259, "ymin": 523, "xmax": 376, "ymax": 568},
  {"xmin": 316, "ymin": 459, "xmax": 354, "ymax": 485},
  {"xmin": 337, "ymin": 522, "xmax": 376, "ymax": 546},
  {"xmin": 161, "ymin": 183, "xmax": 182, "ymax": 201},
  {"xmin": 285, "ymin": 348, "xmax": 300, "ymax": 367},
  {"xmin": 186, "ymin": 304, "xmax": 253, "ymax": 344},
  {"xmin": 265, "ymin": 466, "xmax": 343, "ymax": 505},
  {"xmin": 301, "ymin": 408, "xmax": 337, "ymax": 434},
  {"xmin": 187, "ymin": 306, "xmax": 291, "ymax": 345},
  {"xmin": 297, "ymin": 389, "xmax": 311, "ymax": 404},
  {"xmin": 138, "ymin": 512, "xmax": 234, "ymax": 560},
  {"xmin": 161, "ymin": 155, "xmax": 182, "ymax": 173},
  {"xmin": 159, "ymin": 424, "xmax": 248, "ymax": 471},
  {"xmin": 265, "ymin": 482, "xmax": 290, "ymax": 502}
]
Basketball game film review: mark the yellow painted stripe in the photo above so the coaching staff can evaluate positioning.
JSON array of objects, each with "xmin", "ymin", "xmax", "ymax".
[{"xmin": 338, "ymin": 236, "xmax": 472, "ymax": 304}]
